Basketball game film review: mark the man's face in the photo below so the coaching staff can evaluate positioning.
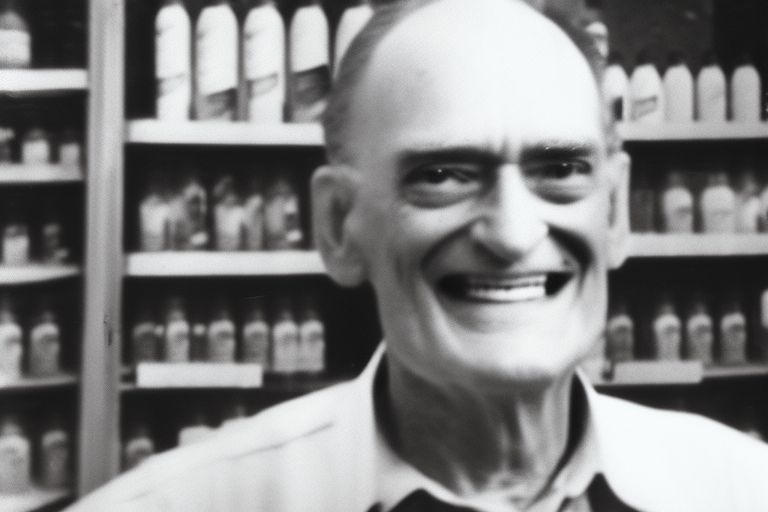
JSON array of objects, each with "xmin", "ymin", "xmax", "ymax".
[{"xmin": 341, "ymin": 0, "xmax": 626, "ymax": 391}]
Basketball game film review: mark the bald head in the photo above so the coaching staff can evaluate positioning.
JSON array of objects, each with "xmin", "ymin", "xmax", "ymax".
[{"xmin": 323, "ymin": 0, "xmax": 611, "ymax": 166}]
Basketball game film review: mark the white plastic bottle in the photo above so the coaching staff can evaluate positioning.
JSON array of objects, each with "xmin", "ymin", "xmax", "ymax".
[
  {"xmin": 39, "ymin": 415, "xmax": 69, "ymax": 489},
  {"xmin": 605, "ymin": 301, "xmax": 634, "ymax": 363},
  {"xmin": 212, "ymin": 175, "xmax": 244, "ymax": 251},
  {"xmin": 298, "ymin": 297, "xmax": 325, "ymax": 374},
  {"xmin": 163, "ymin": 297, "xmax": 190, "ymax": 362},
  {"xmin": 271, "ymin": 299, "xmax": 299, "ymax": 376},
  {"xmin": 139, "ymin": 178, "xmax": 170, "ymax": 252},
  {"xmin": 660, "ymin": 171, "xmax": 694, "ymax": 233},
  {"xmin": 719, "ymin": 295, "xmax": 747, "ymax": 365},
  {"xmin": 684, "ymin": 294, "xmax": 713, "ymax": 364},
  {"xmin": 177, "ymin": 411, "xmax": 212, "ymax": 446},
  {"xmin": 122, "ymin": 422, "xmax": 155, "ymax": 471},
  {"xmin": 0, "ymin": 0, "xmax": 31, "ymax": 69},
  {"xmin": 629, "ymin": 52, "xmax": 664, "ymax": 124},
  {"xmin": 206, "ymin": 299, "xmax": 236, "ymax": 362},
  {"xmin": 735, "ymin": 169, "xmax": 761, "ymax": 233},
  {"xmin": 696, "ymin": 52, "xmax": 727, "ymax": 122},
  {"xmin": 652, "ymin": 296, "xmax": 681, "ymax": 361},
  {"xmin": 0, "ymin": 415, "xmax": 30, "ymax": 494},
  {"xmin": 195, "ymin": 0, "xmax": 238, "ymax": 120},
  {"xmin": 662, "ymin": 53, "xmax": 694, "ymax": 123},
  {"xmin": 243, "ymin": 0, "xmax": 286, "ymax": 123},
  {"xmin": 289, "ymin": 0, "xmax": 330, "ymax": 123},
  {"xmin": 701, "ymin": 171, "xmax": 736, "ymax": 233},
  {"xmin": 333, "ymin": 0, "xmax": 372, "ymax": 74},
  {"xmin": 601, "ymin": 52, "xmax": 629, "ymax": 122},
  {"xmin": 242, "ymin": 176, "xmax": 265, "ymax": 250},
  {"xmin": 730, "ymin": 54, "xmax": 761, "ymax": 123},
  {"xmin": 155, "ymin": 0, "xmax": 192, "ymax": 120},
  {"xmin": 22, "ymin": 127, "xmax": 51, "ymax": 165},
  {"xmin": 2, "ymin": 201, "xmax": 29, "ymax": 265},
  {"xmin": 28, "ymin": 299, "xmax": 61, "ymax": 377},
  {"xmin": 0, "ymin": 295, "xmax": 21, "ymax": 382}
]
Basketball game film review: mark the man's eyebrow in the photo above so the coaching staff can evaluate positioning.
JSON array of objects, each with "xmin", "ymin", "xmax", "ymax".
[
  {"xmin": 395, "ymin": 146, "xmax": 503, "ymax": 170},
  {"xmin": 520, "ymin": 140, "xmax": 600, "ymax": 161}
]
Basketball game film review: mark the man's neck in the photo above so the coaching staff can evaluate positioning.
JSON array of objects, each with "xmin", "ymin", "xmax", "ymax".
[{"xmin": 381, "ymin": 356, "xmax": 580, "ymax": 506}]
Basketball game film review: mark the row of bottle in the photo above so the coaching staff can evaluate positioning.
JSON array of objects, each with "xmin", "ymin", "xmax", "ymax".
[
  {"xmin": 0, "ymin": 202, "xmax": 70, "ymax": 264},
  {"xmin": 0, "ymin": 0, "xmax": 84, "ymax": 69},
  {"xmin": 139, "ymin": 172, "xmax": 304, "ymax": 252},
  {"xmin": 122, "ymin": 402, "xmax": 257, "ymax": 471},
  {"xmin": 0, "ymin": 414, "xmax": 70, "ymax": 494},
  {"xmin": 603, "ymin": 52, "xmax": 763, "ymax": 124},
  {"xmin": 631, "ymin": 170, "xmax": 768, "ymax": 234},
  {"xmin": 154, "ymin": 0, "xmax": 372, "ymax": 122},
  {"xmin": 130, "ymin": 295, "xmax": 325, "ymax": 375},
  {"xmin": 0, "ymin": 126, "xmax": 82, "ymax": 168},
  {"xmin": 0, "ymin": 295, "xmax": 64, "ymax": 382},
  {"xmin": 605, "ymin": 289, "xmax": 768, "ymax": 364}
]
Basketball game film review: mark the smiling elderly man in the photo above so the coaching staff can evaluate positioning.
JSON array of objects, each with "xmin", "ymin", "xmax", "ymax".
[{"xmin": 68, "ymin": 1, "xmax": 768, "ymax": 511}]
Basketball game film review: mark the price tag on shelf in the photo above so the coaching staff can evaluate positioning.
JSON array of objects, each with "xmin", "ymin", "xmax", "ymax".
[{"xmin": 136, "ymin": 363, "xmax": 263, "ymax": 388}]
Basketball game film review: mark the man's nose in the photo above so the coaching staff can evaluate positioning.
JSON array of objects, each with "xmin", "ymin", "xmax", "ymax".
[{"xmin": 469, "ymin": 164, "xmax": 548, "ymax": 261}]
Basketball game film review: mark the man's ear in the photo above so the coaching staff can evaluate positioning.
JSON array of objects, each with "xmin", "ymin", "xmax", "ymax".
[
  {"xmin": 607, "ymin": 150, "xmax": 630, "ymax": 270},
  {"xmin": 311, "ymin": 165, "xmax": 367, "ymax": 287}
]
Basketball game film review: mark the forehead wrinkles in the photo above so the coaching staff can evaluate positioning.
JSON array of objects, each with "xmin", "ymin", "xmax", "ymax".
[{"xmin": 349, "ymin": 0, "xmax": 602, "ymax": 163}]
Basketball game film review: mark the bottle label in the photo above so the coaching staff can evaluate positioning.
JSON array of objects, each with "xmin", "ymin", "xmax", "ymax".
[
  {"xmin": 156, "ymin": 17, "xmax": 189, "ymax": 79},
  {"xmin": 685, "ymin": 314, "xmax": 713, "ymax": 363},
  {"xmin": 140, "ymin": 201, "xmax": 170, "ymax": 251},
  {"xmin": 243, "ymin": 196, "xmax": 264, "ymax": 250},
  {"xmin": 0, "ymin": 29, "xmax": 31, "ymax": 67},
  {"xmin": 59, "ymin": 142, "xmax": 81, "ymax": 168},
  {"xmin": 29, "ymin": 323, "xmax": 61, "ymax": 376},
  {"xmin": 196, "ymin": 88, "xmax": 236, "ymax": 120},
  {"xmin": 653, "ymin": 314, "xmax": 681, "ymax": 360},
  {"xmin": 3, "ymin": 231, "xmax": 29, "ymax": 265},
  {"xmin": 207, "ymin": 319, "xmax": 236, "ymax": 362},
  {"xmin": 245, "ymin": 22, "xmax": 283, "ymax": 82},
  {"xmin": 214, "ymin": 205, "xmax": 244, "ymax": 251},
  {"xmin": 720, "ymin": 313, "xmax": 746, "ymax": 364},
  {"xmin": 662, "ymin": 188, "xmax": 694, "ymax": 233},
  {"xmin": 272, "ymin": 322, "xmax": 298, "ymax": 374},
  {"xmin": 605, "ymin": 315, "xmax": 633, "ymax": 362},
  {"xmin": 249, "ymin": 73, "xmax": 279, "ymax": 99},
  {"xmin": 22, "ymin": 139, "xmax": 50, "ymax": 165},
  {"xmin": 196, "ymin": 24, "xmax": 237, "ymax": 96},
  {"xmin": 632, "ymin": 95, "xmax": 659, "ymax": 120},
  {"xmin": 132, "ymin": 322, "xmax": 158, "ymax": 363},
  {"xmin": 242, "ymin": 322, "xmax": 270, "ymax": 366},
  {"xmin": 299, "ymin": 321, "xmax": 324, "ymax": 372},
  {"xmin": 165, "ymin": 320, "xmax": 190, "ymax": 362},
  {"xmin": 0, "ymin": 436, "xmax": 31, "ymax": 493},
  {"xmin": 290, "ymin": 65, "xmax": 330, "ymax": 122}
]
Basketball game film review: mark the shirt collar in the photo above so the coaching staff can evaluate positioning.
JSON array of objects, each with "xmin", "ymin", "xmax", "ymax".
[{"xmin": 357, "ymin": 344, "xmax": 602, "ymax": 512}]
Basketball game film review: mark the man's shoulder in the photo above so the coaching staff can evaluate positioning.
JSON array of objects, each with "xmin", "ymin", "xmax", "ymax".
[
  {"xmin": 66, "ymin": 380, "xmax": 357, "ymax": 511},
  {"xmin": 593, "ymin": 391, "xmax": 768, "ymax": 510}
]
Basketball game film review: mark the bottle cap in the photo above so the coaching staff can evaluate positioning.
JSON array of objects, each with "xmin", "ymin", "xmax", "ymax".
[
  {"xmin": 274, "ymin": 298, "xmax": 294, "ymax": 321},
  {"xmin": 736, "ymin": 169, "xmax": 758, "ymax": 194},
  {"xmin": 165, "ymin": 296, "xmax": 186, "ymax": 320},
  {"xmin": 244, "ymin": 297, "xmax": 266, "ymax": 321},
  {"xmin": 686, "ymin": 291, "xmax": 708, "ymax": 315},
  {"xmin": 707, "ymin": 171, "xmax": 729, "ymax": 187},
  {"xmin": 655, "ymin": 294, "xmax": 677, "ymax": 316},
  {"xmin": 665, "ymin": 170, "xmax": 687, "ymax": 188},
  {"xmin": 0, "ymin": 415, "xmax": 24, "ymax": 436}
]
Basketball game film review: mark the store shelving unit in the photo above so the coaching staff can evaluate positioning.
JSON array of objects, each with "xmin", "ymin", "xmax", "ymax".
[
  {"xmin": 0, "ymin": 165, "xmax": 83, "ymax": 184},
  {"xmin": 0, "ymin": 69, "xmax": 88, "ymax": 95},
  {"xmin": 0, "ymin": 265, "xmax": 82, "ymax": 285},
  {"xmin": 0, "ymin": 374, "xmax": 78, "ymax": 393},
  {"xmin": 618, "ymin": 122, "xmax": 768, "ymax": 142},
  {"xmin": 627, "ymin": 234, "xmax": 768, "ymax": 258}
]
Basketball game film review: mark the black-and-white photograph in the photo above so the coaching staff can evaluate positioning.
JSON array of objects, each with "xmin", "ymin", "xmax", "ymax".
[{"xmin": 1, "ymin": 0, "xmax": 768, "ymax": 510}]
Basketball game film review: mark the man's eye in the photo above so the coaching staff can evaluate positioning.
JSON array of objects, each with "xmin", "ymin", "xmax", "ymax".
[
  {"xmin": 526, "ymin": 160, "xmax": 592, "ymax": 180},
  {"xmin": 524, "ymin": 160, "xmax": 594, "ymax": 203},
  {"xmin": 402, "ymin": 164, "xmax": 483, "ymax": 206}
]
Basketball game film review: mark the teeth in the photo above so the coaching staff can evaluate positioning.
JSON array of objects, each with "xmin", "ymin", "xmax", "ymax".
[{"xmin": 462, "ymin": 275, "xmax": 547, "ymax": 303}]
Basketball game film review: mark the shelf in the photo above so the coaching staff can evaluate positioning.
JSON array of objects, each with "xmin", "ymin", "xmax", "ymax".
[
  {"xmin": 0, "ymin": 487, "xmax": 71, "ymax": 512},
  {"xmin": 0, "ymin": 265, "xmax": 81, "ymax": 285},
  {"xmin": 627, "ymin": 234, "xmax": 768, "ymax": 258},
  {"xmin": 0, "ymin": 374, "xmax": 77, "ymax": 392},
  {"xmin": 125, "ymin": 251, "xmax": 325, "ymax": 277},
  {"xmin": 588, "ymin": 360, "xmax": 704, "ymax": 387},
  {"xmin": 121, "ymin": 374, "xmax": 346, "ymax": 394},
  {"xmin": 0, "ymin": 165, "xmax": 83, "ymax": 184},
  {"xmin": 704, "ymin": 364, "xmax": 768, "ymax": 379},
  {"xmin": 618, "ymin": 122, "xmax": 768, "ymax": 142},
  {"xmin": 125, "ymin": 120, "xmax": 323, "ymax": 147},
  {"xmin": 0, "ymin": 69, "xmax": 88, "ymax": 95}
]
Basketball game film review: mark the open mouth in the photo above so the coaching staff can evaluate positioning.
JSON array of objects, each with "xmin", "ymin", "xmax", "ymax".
[{"xmin": 438, "ymin": 273, "xmax": 572, "ymax": 303}]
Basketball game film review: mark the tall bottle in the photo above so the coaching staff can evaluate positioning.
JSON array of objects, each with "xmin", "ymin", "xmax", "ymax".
[
  {"xmin": 662, "ymin": 52, "xmax": 694, "ymax": 123},
  {"xmin": 718, "ymin": 294, "xmax": 747, "ymax": 365},
  {"xmin": 206, "ymin": 298, "xmax": 236, "ymax": 362},
  {"xmin": 177, "ymin": 410, "xmax": 212, "ymax": 446},
  {"xmin": 271, "ymin": 299, "xmax": 299, "ymax": 376},
  {"xmin": 0, "ymin": 415, "xmax": 30, "ymax": 493},
  {"xmin": 41, "ymin": 202, "xmax": 69, "ymax": 263},
  {"xmin": 155, "ymin": 0, "xmax": 192, "ymax": 120},
  {"xmin": 660, "ymin": 170, "xmax": 694, "ymax": 233},
  {"xmin": 264, "ymin": 175, "xmax": 302, "ymax": 249},
  {"xmin": 605, "ymin": 300, "xmax": 634, "ymax": 362},
  {"xmin": 581, "ymin": 4, "xmax": 609, "ymax": 62},
  {"xmin": 684, "ymin": 293, "xmax": 713, "ymax": 364},
  {"xmin": 28, "ymin": 298, "xmax": 61, "ymax": 377},
  {"xmin": 700, "ymin": 171, "xmax": 736, "ymax": 233},
  {"xmin": 170, "ymin": 173, "xmax": 208, "ymax": 250},
  {"xmin": 131, "ymin": 303, "xmax": 159, "ymax": 364},
  {"xmin": 241, "ymin": 298, "xmax": 270, "ymax": 368},
  {"xmin": 333, "ymin": 0, "xmax": 373, "ymax": 73},
  {"xmin": 242, "ymin": 176, "xmax": 265, "ymax": 250},
  {"xmin": 696, "ymin": 52, "xmax": 727, "ymax": 122},
  {"xmin": 0, "ymin": 0, "xmax": 31, "ymax": 69},
  {"xmin": 58, "ymin": 129, "xmax": 82, "ymax": 170},
  {"xmin": 21, "ymin": 127, "xmax": 51, "ymax": 165},
  {"xmin": 758, "ymin": 287, "xmax": 768, "ymax": 362},
  {"xmin": 39, "ymin": 415, "xmax": 70, "ymax": 489},
  {"xmin": 139, "ymin": 177, "xmax": 171, "ymax": 252},
  {"xmin": 298, "ymin": 297, "xmax": 325, "ymax": 374},
  {"xmin": 163, "ymin": 296, "xmax": 190, "ymax": 362},
  {"xmin": 652, "ymin": 295, "xmax": 681, "ymax": 361},
  {"xmin": 195, "ymin": 0, "xmax": 238, "ymax": 120},
  {"xmin": 289, "ymin": 0, "xmax": 330, "ymax": 123},
  {"xmin": 629, "ymin": 51, "xmax": 664, "ymax": 124},
  {"xmin": 735, "ymin": 169, "xmax": 761, "ymax": 233},
  {"xmin": 601, "ymin": 52, "xmax": 629, "ymax": 122},
  {"xmin": 0, "ymin": 294, "xmax": 21, "ymax": 382},
  {"xmin": 212, "ymin": 175, "xmax": 244, "ymax": 251},
  {"xmin": 243, "ymin": 0, "xmax": 286, "ymax": 123},
  {"xmin": 730, "ymin": 54, "xmax": 761, "ymax": 123},
  {"xmin": 0, "ymin": 126, "xmax": 13, "ymax": 162},
  {"xmin": 2, "ymin": 200, "xmax": 28, "ymax": 266}
]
